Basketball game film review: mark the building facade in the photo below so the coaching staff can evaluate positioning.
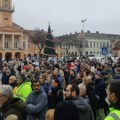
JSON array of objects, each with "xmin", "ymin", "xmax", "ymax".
[
  {"xmin": 57, "ymin": 31, "xmax": 120, "ymax": 58},
  {"xmin": 0, "ymin": 0, "xmax": 40, "ymax": 61}
]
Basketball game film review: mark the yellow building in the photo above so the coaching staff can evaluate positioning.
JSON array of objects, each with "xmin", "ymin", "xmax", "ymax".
[{"xmin": 0, "ymin": 0, "xmax": 40, "ymax": 61}]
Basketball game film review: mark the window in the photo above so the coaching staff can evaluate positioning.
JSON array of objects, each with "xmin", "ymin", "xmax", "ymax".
[
  {"xmin": 107, "ymin": 42, "xmax": 109, "ymax": 48},
  {"xmin": 14, "ymin": 42, "xmax": 18, "ymax": 49},
  {"xmin": 94, "ymin": 42, "xmax": 95, "ymax": 48},
  {"xmin": 97, "ymin": 42, "xmax": 99, "ymax": 47},
  {"xmin": 90, "ymin": 51, "xmax": 93, "ymax": 54},
  {"xmin": 28, "ymin": 43, "xmax": 31, "ymax": 49},
  {"xmin": 97, "ymin": 51, "xmax": 99, "ymax": 54},
  {"xmin": 90, "ymin": 42, "xmax": 92, "ymax": 48},
  {"xmin": 23, "ymin": 41, "xmax": 25, "ymax": 49},
  {"xmin": 103, "ymin": 42, "xmax": 105, "ymax": 47},
  {"xmin": 4, "ymin": 4, "xmax": 8, "ymax": 9},
  {"xmin": 100, "ymin": 42, "xmax": 102, "ymax": 48},
  {"xmin": 85, "ymin": 42, "xmax": 88, "ymax": 47},
  {"xmin": 75, "ymin": 51, "xmax": 77, "ymax": 56},
  {"xmin": 5, "ymin": 41, "xmax": 9, "ymax": 48},
  {"xmin": 4, "ymin": 18, "xmax": 8, "ymax": 20},
  {"xmin": 61, "ymin": 52, "xmax": 62, "ymax": 57}
]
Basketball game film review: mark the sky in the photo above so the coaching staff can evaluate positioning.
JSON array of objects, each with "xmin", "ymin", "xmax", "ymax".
[{"xmin": 13, "ymin": 0, "xmax": 120, "ymax": 36}]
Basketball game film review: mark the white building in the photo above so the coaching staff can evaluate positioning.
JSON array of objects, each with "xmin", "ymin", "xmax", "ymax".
[{"xmin": 57, "ymin": 31, "xmax": 120, "ymax": 58}]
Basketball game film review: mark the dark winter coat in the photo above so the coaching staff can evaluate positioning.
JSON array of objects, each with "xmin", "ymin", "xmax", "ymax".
[
  {"xmin": 1, "ymin": 72, "xmax": 10, "ymax": 85},
  {"xmin": 1, "ymin": 97, "xmax": 26, "ymax": 120},
  {"xmin": 48, "ymin": 86, "xmax": 63, "ymax": 109},
  {"xmin": 86, "ymin": 82, "xmax": 96, "ymax": 107},
  {"xmin": 68, "ymin": 75, "xmax": 76, "ymax": 84},
  {"xmin": 95, "ymin": 78, "xmax": 106, "ymax": 108},
  {"xmin": 54, "ymin": 96, "xmax": 95, "ymax": 120}
]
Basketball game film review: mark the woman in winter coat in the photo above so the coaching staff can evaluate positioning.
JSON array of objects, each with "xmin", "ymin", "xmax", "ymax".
[{"xmin": 48, "ymin": 78, "xmax": 63, "ymax": 109}]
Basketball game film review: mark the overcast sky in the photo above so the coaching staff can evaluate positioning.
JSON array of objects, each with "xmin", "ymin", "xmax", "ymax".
[{"xmin": 13, "ymin": 0, "xmax": 120, "ymax": 36}]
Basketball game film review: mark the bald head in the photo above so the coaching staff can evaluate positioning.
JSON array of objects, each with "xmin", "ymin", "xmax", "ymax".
[{"xmin": 9, "ymin": 75, "xmax": 17, "ymax": 84}]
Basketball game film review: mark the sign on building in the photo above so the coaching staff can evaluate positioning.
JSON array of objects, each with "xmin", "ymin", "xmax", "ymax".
[{"xmin": 101, "ymin": 47, "xmax": 107, "ymax": 55}]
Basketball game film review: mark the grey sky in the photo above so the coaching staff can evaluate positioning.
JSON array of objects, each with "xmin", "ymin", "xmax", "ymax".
[{"xmin": 13, "ymin": 0, "xmax": 120, "ymax": 36}]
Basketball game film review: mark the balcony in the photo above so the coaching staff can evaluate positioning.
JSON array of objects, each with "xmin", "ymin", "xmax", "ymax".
[{"xmin": 0, "ymin": 5, "xmax": 14, "ymax": 13}]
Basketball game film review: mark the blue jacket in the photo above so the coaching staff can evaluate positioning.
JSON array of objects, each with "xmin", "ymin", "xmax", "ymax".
[{"xmin": 26, "ymin": 86, "xmax": 48, "ymax": 120}]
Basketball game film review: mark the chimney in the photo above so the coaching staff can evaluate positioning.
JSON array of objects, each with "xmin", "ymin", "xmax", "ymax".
[
  {"xmin": 96, "ymin": 31, "xmax": 99, "ymax": 34},
  {"xmin": 81, "ymin": 30, "xmax": 83, "ymax": 33},
  {"xmin": 87, "ymin": 30, "xmax": 90, "ymax": 33}
]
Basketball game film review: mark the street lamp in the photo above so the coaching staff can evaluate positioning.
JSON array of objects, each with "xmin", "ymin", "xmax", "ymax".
[
  {"xmin": 81, "ymin": 19, "xmax": 87, "ymax": 57},
  {"xmin": 81, "ymin": 19, "xmax": 87, "ymax": 32}
]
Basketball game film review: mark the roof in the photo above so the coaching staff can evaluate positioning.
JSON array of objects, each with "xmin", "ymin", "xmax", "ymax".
[{"xmin": 57, "ymin": 32, "xmax": 120, "ymax": 41}]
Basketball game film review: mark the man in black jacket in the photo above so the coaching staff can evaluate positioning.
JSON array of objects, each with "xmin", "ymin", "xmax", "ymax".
[{"xmin": 54, "ymin": 84, "xmax": 95, "ymax": 120}]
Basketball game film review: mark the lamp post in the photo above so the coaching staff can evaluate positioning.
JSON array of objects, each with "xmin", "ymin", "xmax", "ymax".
[
  {"xmin": 81, "ymin": 19, "xmax": 87, "ymax": 57},
  {"xmin": 81, "ymin": 19, "xmax": 87, "ymax": 32}
]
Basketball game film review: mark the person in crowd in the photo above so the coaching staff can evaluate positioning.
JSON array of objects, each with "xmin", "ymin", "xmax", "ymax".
[
  {"xmin": 95, "ymin": 72, "xmax": 107, "ymax": 120},
  {"xmin": 102, "ymin": 63, "xmax": 113, "ymax": 83},
  {"xmin": 0, "ymin": 85, "xmax": 26, "ymax": 120},
  {"xmin": 48, "ymin": 79, "xmax": 63, "ymax": 109},
  {"xmin": 75, "ymin": 73, "xmax": 82, "ymax": 85},
  {"xmin": 78, "ymin": 83, "xmax": 90, "ymax": 104},
  {"xmin": 34, "ymin": 66, "xmax": 41, "ymax": 79},
  {"xmin": 8, "ymin": 63, "xmax": 16, "ymax": 76},
  {"xmin": 26, "ymin": 80, "xmax": 48, "ymax": 120},
  {"xmin": 8, "ymin": 75, "xmax": 18, "ymax": 95},
  {"xmin": 54, "ymin": 84, "xmax": 95, "ymax": 120},
  {"xmin": 55, "ymin": 66, "xmax": 66, "ymax": 89},
  {"xmin": 82, "ymin": 75, "xmax": 97, "ymax": 119},
  {"xmin": 4, "ymin": 114, "xmax": 18, "ymax": 120},
  {"xmin": 28, "ymin": 63, "xmax": 34, "ymax": 74},
  {"xmin": 45, "ymin": 70, "xmax": 52, "ymax": 79},
  {"xmin": 46, "ymin": 109, "xmax": 55, "ymax": 120},
  {"xmin": 112, "ymin": 65, "xmax": 120, "ymax": 80},
  {"xmin": 63, "ymin": 68, "xmax": 69, "ymax": 86},
  {"xmin": 25, "ymin": 71, "xmax": 34, "ymax": 82},
  {"xmin": 52, "ymin": 69, "xmax": 63, "ymax": 88},
  {"xmin": 104, "ymin": 80, "xmax": 120, "ymax": 120},
  {"xmin": 68, "ymin": 69, "xmax": 76, "ymax": 84},
  {"xmin": 1, "ymin": 67, "xmax": 11, "ymax": 85},
  {"xmin": 15, "ymin": 73, "xmax": 32, "ymax": 101}
]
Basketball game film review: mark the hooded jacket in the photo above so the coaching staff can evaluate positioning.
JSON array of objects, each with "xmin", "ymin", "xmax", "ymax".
[
  {"xmin": 54, "ymin": 96, "xmax": 95, "ymax": 120},
  {"xmin": 15, "ymin": 81, "xmax": 32, "ymax": 101},
  {"xmin": 1, "ymin": 97, "xmax": 26, "ymax": 120},
  {"xmin": 26, "ymin": 86, "xmax": 48, "ymax": 120}
]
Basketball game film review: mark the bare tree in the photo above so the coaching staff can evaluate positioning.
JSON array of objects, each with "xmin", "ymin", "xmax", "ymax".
[
  {"xmin": 74, "ymin": 35, "xmax": 87, "ymax": 57},
  {"xmin": 30, "ymin": 29, "xmax": 46, "ymax": 57}
]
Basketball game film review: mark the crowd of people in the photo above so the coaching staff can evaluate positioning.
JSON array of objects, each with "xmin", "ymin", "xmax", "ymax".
[{"xmin": 0, "ymin": 56, "xmax": 120, "ymax": 120}]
